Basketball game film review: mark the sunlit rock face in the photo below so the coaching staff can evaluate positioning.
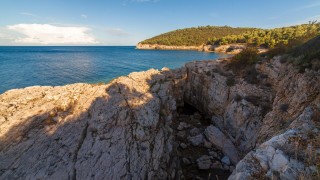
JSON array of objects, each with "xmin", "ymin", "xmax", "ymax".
[
  {"xmin": 0, "ymin": 57, "xmax": 319, "ymax": 179},
  {"xmin": 0, "ymin": 68, "xmax": 186, "ymax": 179}
]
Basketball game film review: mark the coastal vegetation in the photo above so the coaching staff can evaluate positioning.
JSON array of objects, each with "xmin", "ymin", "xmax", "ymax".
[
  {"xmin": 140, "ymin": 26, "xmax": 257, "ymax": 46},
  {"xmin": 139, "ymin": 22, "xmax": 320, "ymax": 49},
  {"xmin": 283, "ymin": 35, "xmax": 320, "ymax": 72},
  {"xmin": 209, "ymin": 22, "xmax": 320, "ymax": 48},
  {"xmin": 231, "ymin": 47, "xmax": 260, "ymax": 66},
  {"xmin": 230, "ymin": 34, "xmax": 320, "ymax": 71}
]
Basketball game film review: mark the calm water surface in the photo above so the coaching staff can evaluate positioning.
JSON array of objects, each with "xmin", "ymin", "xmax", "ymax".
[{"xmin": 0, "ymin": 46, "xmax": 229, "ymax": 94}]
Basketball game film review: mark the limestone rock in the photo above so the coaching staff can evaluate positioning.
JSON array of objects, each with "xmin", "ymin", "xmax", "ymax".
[
  {"xmin": 0, "ymin": 68, "xmax": 185, "ymax": 180},
  {"xmin": 180, "ymin": 143, "xmax": 188, "ymax": 149},
  {"xmin": 204, "ymin": 126, "xmax": 239, "ymax": 164},
  {"xmin": 182, "ymin": 158, "xmax": 191, "ymax": 165},
  {"xmin": 197, "ymin": 155, "xmax": 212, "ymax": 170},
  {"xmin": 177, "ymin": 122, "xmax": 189, "ymax": 130},
  {"xmin": 1, "ymin": 55, "xmax": 319, "ymax": 179},
  {"xmin": 189, "ymin": 127, "xmax": 201, "ymax": 136},
  {"xmin": 211, "ymin": 161, "xmax": 223, "ymax": 169},
  {"xmin": 136, "ymin": 43, "xmax": 201, "ymax": 51},
  {"xmin": 221, "ymin": 156, "xmax": 231, "ymax": 166},
  {"xmin": 228, "ymin": 106, "xmax": 320, "ymax": 180},
  {"xmin": 188, "ymin": 134, "xmax": 204, "ymax": 146}
]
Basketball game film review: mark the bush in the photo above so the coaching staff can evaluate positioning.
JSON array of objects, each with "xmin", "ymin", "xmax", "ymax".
[
  {"xmin": 266, "ymin": 45, "xmax": 288, "ymax": 58},
  {"xmin": 233, "ymin": 94, "xmax": 242, "ymax": 102},
  {"xmin": 231, "ymin": 47, "xmax": 260, "ymax": 66},
  {"xmin": 288, "ymin": 35, "xmax": 320, "ymax": 72},
  {"xmin": 244, "ymin": 95, "xmax": 260, "ymax": 106},
  {"xmin": 244, "ymin": 67, "xmax": 259, "ymax": 84},
  {"xmin": 226, "ymin": 77, "xmax": 235, "ymax": 86}
]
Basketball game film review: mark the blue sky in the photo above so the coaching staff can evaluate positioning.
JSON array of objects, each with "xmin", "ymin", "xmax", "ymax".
[{"xmin": 0, "ymin": 0, "xmax": 319, "ymax": 45}]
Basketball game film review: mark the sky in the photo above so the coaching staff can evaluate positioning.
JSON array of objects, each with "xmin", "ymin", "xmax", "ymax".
[{"xmin": 0, "ymin": 0, "xmax": 320, "ymax": 46}]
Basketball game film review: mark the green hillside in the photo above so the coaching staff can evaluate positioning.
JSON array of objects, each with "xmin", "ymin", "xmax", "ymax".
[
  {"xmin": 287, "ymin": 35, "xmax": 320, "ymax": 72},
  {"xmin": 210, "ymin": 23, "xmax": 320, "ymax": 48},
  {"xmin": 139, "ymin": 23, "xmax": 320, "ymax": 48},
  {"xmin": 140, "ymin": 26, "xmax": 257, "ymax": 46}
]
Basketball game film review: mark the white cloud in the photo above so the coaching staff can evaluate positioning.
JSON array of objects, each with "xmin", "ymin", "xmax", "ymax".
[
  {"xmin": 81, "ymin": 14, "xmax": 88, "ymax": 19},
  {"xmin": 106, "ymin": 28, "xmax": 131, "ymax": 36},
  {"xmin": 7, "ymin": 24, "xmax": 98, "ymax": 45}
]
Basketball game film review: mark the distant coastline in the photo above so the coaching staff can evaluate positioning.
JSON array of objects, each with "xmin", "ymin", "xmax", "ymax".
[
  {"xmin": 136, "ymin": 43, "xmax": 201, "ymax": 51},
  {"xmin": 136, "ymin": 43, "xmax": 264, "ymax": 54}
]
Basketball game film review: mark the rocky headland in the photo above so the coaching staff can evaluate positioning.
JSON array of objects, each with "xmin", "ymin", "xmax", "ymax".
[
  {"xmin": 136, "ymin": 43, "xmax": 267, "ymax": 54},
  {"xmin": 0, "ymin": 56, "xmax": 319, "ymax": 179}
]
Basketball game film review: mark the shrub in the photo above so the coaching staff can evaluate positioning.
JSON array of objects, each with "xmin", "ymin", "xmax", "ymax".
[
  {"xmin": 226, "ymin": 77, "xmax": 235, "ymax": 86},
  {"xmin": 288, "ymin": 35, "xmax": 320, "ymax": 72},
  {"xmin": 233, "ymin": 94, "xmax": 242, "ymax": 102},
  {"xmin": 231, "ymin": 47, "xmax": 260, "ymax": 66},
  {"xmin": 244, "ymin": 68, "xmax": 259, "ymax": 84},
  {"xmin": 266, "ymin": 45, "xmax": 288, "ymax": 58},
  {"xmin": 244, "ymin": 95, "xmax": 260, "ymax": 106}
]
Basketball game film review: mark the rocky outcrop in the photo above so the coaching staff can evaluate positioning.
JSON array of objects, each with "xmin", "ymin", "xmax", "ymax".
[
  {"xmin": 0, "ymin": 56, "xmax": 319, "ymax": 179},
  {"xmin": 183, "ymin": 57, "xmax": 319, "ymax": 179},
  {"xmin": 136, "ymin": 43, "xmax": 246, "ymax": 54},
  {"xmin": 229, "ymin": 106, "xmax": 320, "ymax": 180},
  {"xmin": 137, "ymin": 43, "xmax": 268, "ymax": 54},
  {"xmin": 210, "ymin": 44, "xmax": 247, "ymax": 54},
  {"xmin": 136, "ymin": 43, "xmax": 201, "ymax": 51},
  {"xmin": 0, "ymin": 68, "xmax": 186, "ymax": 179}
]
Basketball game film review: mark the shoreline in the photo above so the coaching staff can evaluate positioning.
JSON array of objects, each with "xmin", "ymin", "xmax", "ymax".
[{"xmin": 136, "ymin": 43, "xmax": 266, "ymax": 54}]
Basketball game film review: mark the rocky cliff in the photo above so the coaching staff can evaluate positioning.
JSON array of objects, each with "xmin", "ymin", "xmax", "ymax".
[
  {"xmin": 136, "ymin": 43, "xmax": 201, "ymax": 51},
  {"xmin": 136, "ymin": 43, "xmax": 267, "ymax": 54},
  {"xmin": 0, "ymin": 57, "xmax": 319, "ymax": 179}
]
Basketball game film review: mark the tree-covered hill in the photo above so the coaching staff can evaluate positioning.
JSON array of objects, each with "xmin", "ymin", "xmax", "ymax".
[
  {"xmin": 209, "ymin": 22, "xmax": 320, "ymax": 48},
  {"xmin": 139, "ymin": 26, "xmax": 258, "ymax": 46},
  {"xmin": 139, "ymin": 23, "xmax": 320, "ymax": 48}
]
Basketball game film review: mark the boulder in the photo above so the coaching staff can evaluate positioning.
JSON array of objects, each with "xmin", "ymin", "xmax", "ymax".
[
  {"xmin": 204, "ymin": 126, "xmax": 239, "ymax": 164},
  {"xmin": 197, "ymin": 155, "xmax": 212, "ymax": 170},
  {"xmin": 188, "ymin": 134, "xmax": 204, "ymax": 146},
  {"xmin": 221, "ymin": 156, "xmax": 231, "ymax": 166}
]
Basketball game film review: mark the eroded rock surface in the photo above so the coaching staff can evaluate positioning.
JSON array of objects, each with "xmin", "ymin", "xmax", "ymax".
[
  {"xmin": 0, "ymin": 68, "xmax": 186, "ymax": 179},
  {"xmin": 1, "ymin": 56, "xmax": 319, "ymax": 180}
]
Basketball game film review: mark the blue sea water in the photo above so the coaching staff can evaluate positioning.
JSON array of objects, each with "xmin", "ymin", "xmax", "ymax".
[{"xmin": 0, "ymin": 46, "xmax": 229, "ymax": 94}]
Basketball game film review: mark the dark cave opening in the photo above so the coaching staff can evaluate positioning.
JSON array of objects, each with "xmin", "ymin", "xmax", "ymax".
[{"xmin": 174, "ymin": 101, "xmax": 232, "ymax": 180}]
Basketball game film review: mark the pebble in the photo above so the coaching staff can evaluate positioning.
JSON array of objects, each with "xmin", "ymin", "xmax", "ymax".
[
  {"xmin": 177, "ymin": 131, "xmax": 186, "ymax": 138},
  {"xmin": 209, "ymin": 151, "xmax": 218, "ymax": 158},
  {"xmin": 188, "ymin": 134, "xmax": 204, "ymax": 146},
  {"xmin": 182, "ymin": 158, "xmax": 191, "ymax": 165},
  {"xmin": 221, "ymin": 156, "xmax": 231, "ymax": 166},
  {"xmin": 177, "ymin": 122, "xmax": 189, "ymax": 130},
  {"xmin": 211, "ymin": 161, "xmax": 222, "ymax": 169},
  {"xmin": 197, "ymin": 155, "xmax": 212, "ymax": 170},
  {"xmin": 203, "ymin": 139, "xmax": 212, "ymax": 148},
  {"xmin": 180, "ymin": 143, "xmax": 188, "ymax": 149},
  {"xmin": 189, "ymin": 127, "xmax": 201, "ymax": 136}
]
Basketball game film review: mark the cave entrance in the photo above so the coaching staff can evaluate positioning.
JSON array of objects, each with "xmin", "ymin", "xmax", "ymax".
[
  {"xmin": 174, "ymin": 101, "xmax": 232, "ymax": 180},
  {"xmin": 177, "ymin": 101, "xmax": 211, "ymax": 126}
]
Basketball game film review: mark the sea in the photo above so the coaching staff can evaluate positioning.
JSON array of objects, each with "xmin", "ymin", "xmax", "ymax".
[{"xmin": 0, "ymin": 46, "xmax": 230, "ymax": 94}]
